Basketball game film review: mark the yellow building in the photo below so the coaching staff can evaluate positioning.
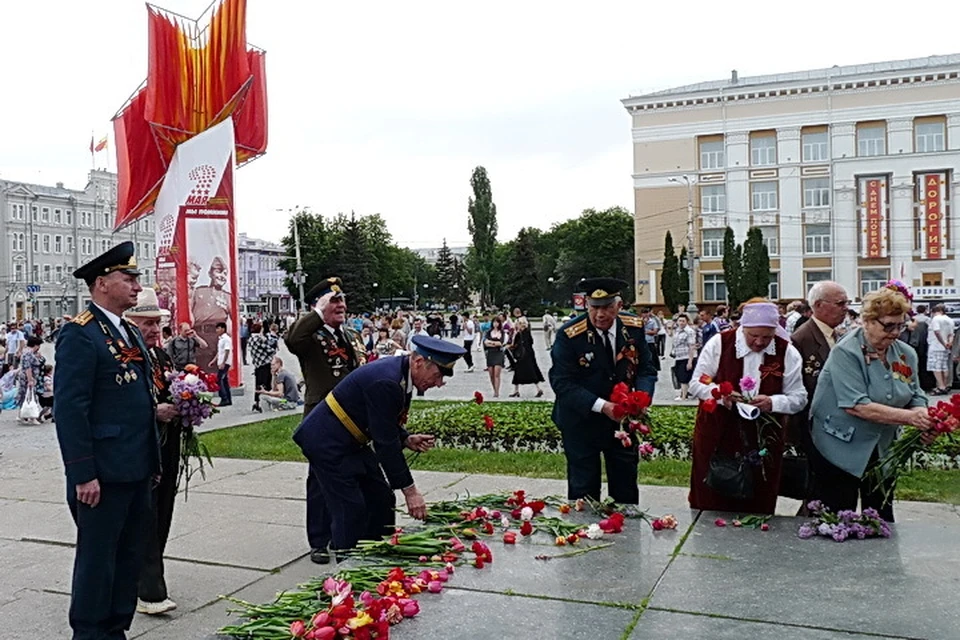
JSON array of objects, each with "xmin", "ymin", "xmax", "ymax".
[{"xmin": 622, "ymin": 54, "xmax": 960, "ymax": 307}]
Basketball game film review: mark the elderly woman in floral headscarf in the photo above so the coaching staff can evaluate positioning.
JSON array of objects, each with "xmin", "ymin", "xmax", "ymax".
[{"xmin": 688, "ymin": 301, "xmax": 808, "ymax": 514}]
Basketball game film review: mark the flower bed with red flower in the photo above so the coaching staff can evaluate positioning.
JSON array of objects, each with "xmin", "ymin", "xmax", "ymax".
[
  {"xmin": 167, "ymin": 364, "xmax": 218, "ymax": 497},
  {"xmin": 219, "ymin": 489, "xmax": 679, "ymax": 638}
]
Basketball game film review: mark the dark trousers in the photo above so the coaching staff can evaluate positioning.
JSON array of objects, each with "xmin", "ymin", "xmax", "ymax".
[
  {"xmin": 139, "ymin": 422, "xmax": 182, "ymax": 602},
  {"xmin": 67, "ymin": 479, "xmax": 151, "ymax": 640},
  {"xmin": 462, "ymin": 340, "xmax": 474, "ymax": 368},
  {"xmin": 217, "ymin": 365, "xmax": 231, "ymax": 405},
  {"xmin": 560, "ymin": 422, "xmax": 639, "ymax": 504},
  {"xmin": 240, "ymin": 337, "xmax": 249, "ymax": 365},
  {"xmin": 315, "ymin": 450, "xmax": 397, "ymax": 551},
  {"xmin": 303, "ymin": 403, "xmax": 332, "ymax": 550},
  {"xmin": 809, "ymin": 443, "xmax": 896, "ymax": 522},
  {"xmin": 253, "ymin": 364, "xmax": 272, "ymax": 407},
  {"xmin": 655, "ymin": 334, "xmax": 666, "ymax": 357}
]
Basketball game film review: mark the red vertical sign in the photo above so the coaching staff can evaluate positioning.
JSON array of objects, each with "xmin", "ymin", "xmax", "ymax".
[
  {"xmin": 925, "ymin": 174, "xmax": 943, "ymax": 259},
  {"xmin": 866, "ymin": 179, "xmax": 882, "ymax": 258}
]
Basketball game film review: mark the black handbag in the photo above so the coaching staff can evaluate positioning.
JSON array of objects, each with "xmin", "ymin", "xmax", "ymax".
[
  {"xmin": 704, "ymin": 452, "xmax": 754, "ymax": 500},
  {"xmin": 778, "ymin": 449, "xmax": 809, "ymax": 501}
]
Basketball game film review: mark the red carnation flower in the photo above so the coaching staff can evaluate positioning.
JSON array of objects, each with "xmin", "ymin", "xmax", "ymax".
[
  {"xmin": 483, "ymin": 414, "xmax": 495, "ymax": 431},
  {"xmin": 474, "ymin": 391, "xmax": 484, "ymax": 405}
]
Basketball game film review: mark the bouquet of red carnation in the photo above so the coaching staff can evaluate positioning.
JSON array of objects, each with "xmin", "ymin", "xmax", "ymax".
[
  {"xmin": 865, "ymin": 394, "xmax": 960, "ymax": 503},
  {"xmin": 608, "ymin": 382, "xmax": 656, "ymax": 457}
]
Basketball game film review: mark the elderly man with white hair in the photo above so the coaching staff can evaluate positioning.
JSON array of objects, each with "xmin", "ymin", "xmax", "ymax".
[{"xmin": 785, "ymin": 281, "xmax": 851, "ymax": 505}]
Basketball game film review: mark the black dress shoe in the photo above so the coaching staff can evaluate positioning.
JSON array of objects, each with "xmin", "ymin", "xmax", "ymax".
[{"xmin": 310, "ymin": 548, "xmax": 331, "ymax": 564}]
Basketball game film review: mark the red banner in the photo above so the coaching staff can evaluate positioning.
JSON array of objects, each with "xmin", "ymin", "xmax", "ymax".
[
  {"xmin": 866, "ymin": 179, "xmax": 883, "ymax": 258},
  {"xmin": 924, "ymin": 174, "xmax": 943, "ymax": 259}
]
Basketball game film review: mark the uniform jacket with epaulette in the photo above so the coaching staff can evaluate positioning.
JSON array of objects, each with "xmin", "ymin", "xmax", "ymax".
[
  {"xmin": 549, "ymin": 312, "xmax": 657, "ymax": 432},
  {"xmin": 285, "ymin": 311, "xmax": 366, "ymax": 407},
  {"xmin": 53, "ymin": 304, "xmax": 160, "ymax": 487}
]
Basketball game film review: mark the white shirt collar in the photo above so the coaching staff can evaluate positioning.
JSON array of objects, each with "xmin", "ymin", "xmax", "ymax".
[
  {"xmin": 93, "ymin": 303, "xmax": 126, "ymax": 337},
  {"xmin": 324, "ymin": 323, "xmax": 341, "ymax": 336},
  {"xmin": 735, "ymin": 326, "xmax": 776, "ymax": 358}
]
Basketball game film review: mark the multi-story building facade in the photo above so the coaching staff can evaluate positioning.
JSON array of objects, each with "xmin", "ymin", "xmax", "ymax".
[
  {"xmin": 1, "ymin": 170, "xmax": 155, "ymax": 321},
  {"xmin": 413, "ymin": 244, "xmax": 469, "ymax": 266},
  {"xmin": 623, "ymin": 54, "xmax": 960, "ymax": 307},
  {"xmin": 237, "ymin": 232, "xmax": 293, "ymax": 316}
]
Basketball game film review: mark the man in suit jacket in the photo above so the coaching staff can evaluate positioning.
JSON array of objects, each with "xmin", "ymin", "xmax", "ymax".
[
  {"xmin": 54, "ymin": 241, "xmax": 160, "ymax": 640},
  {"xmin": 788, "ymin": 281, "xmax": 850, "ymax": 504},
  {"xmin": 285, "ymin": 277, "xmax": 366, "ymax": 563},
  {"xmin": 549, "ymin": 278, "xmax": 657, "ymax": 506},
  {"xmin": 293, "ymin": 336, "xmax": 464, "ymax": 550}
]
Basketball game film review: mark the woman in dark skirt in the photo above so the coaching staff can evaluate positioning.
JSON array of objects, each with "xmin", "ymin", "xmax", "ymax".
[
  {"xmin": 508, "ymin": 318, "xmax": 544, "ymax": 398},
  {"xmin": 483, "ymin": 316, "xmax": 507, "ymax": 398}
]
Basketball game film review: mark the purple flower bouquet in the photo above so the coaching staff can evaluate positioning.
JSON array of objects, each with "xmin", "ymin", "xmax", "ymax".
[{"xmin": 797, "ymin": 501, "xmax": 891, "ymax": 542}]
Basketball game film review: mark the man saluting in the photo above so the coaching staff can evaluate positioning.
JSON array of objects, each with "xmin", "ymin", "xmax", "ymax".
[
  {"xmin": 549, "ymin": 277, "xmax": 657, "ymax": 508},
  {"xmin": 293, "ymin": 335, "xmax": 465, "ymax": 551},
  {"xmin": 54, "ymin": 241, "xmax": 160, "ymax": 640}
]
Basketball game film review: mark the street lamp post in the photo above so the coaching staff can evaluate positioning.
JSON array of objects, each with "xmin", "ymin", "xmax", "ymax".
[{"xmin": 669, "ymin": 175, "xmax": 698, "ymax": 315}]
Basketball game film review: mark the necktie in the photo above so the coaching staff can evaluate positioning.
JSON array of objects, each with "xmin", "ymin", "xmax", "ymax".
[{"xmin": 602, "ymin": 330, "xmax": 614, "ymax": 366}]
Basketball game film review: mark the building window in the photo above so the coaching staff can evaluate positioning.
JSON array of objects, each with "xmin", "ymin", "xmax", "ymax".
[
  {"xmin": 55, "ymin": 265, "xmax": 63, "ymax": 282},
  {"xmin": 101, "ymin": 239, "xmax": 110, "ymax": 253},
  {"xmin": 804, "ymin": 224, "xmax": 831, "ymax": 254},
  {"xmin": 32, "ymin": 234, "xmax": 39, "ymax": 252},
  {"xmin": 82, "ymin": 237, "xmax": 92, "ymax": 255},
  {"xmin": 31, "ymin": 206, "xmax": 38, "ymax": 222},
  {"xmin": 65, "ymin": 209, "xmax": 73, "ymax": 225},
  {"xmin": 702, "ymin": 229, "xmax": 724, "ymax": 258},
  {"xmin": 53, "ymin": 235, "xmax": 62, "ymax": 253},
  {"xmin": 750, "ymin": 132, "xmax": 777, "ymax": 166},
  {"xmin": 857, "ymin": 122, "xmax": 886, "ymax": 157},
  {"xmin": 9, "ymin": 203, "xmax": 25, "ymax": 220},
  {"xmin": 860, "ymin": 269, "xmax": 890, "ymax": 297},
  {"xmin": 802, "ymin": 129, "xmax": 829, "ymax": 162},
  {"xmin": 14, "ymin": 263, "xmax": 24, "ymax": 282},
  {"xmin": 67, "ymin": 236, "xmax": 75, "ymax": 254},
  {"xmin": 53, "ymin": 208, "xmax": 62, "ymax": 224},
  {"xmin": 43, "ymin": 264, "xmax": 51, "ymax": 283},
  {"xmin": 42, "ymin": 234, "xmax": 50, "ymax": 253},
  {"xmin": 805, "ymin": 270, "xmax": 832, "ymax": 293},
  {"xmin": 802, "ymin": 178, "xmax": 830, "ymax": 208},
  {"xmin": 700, "ymin": 185, "xmax": 726, "ymax": 213},
  {"xmin": 751, "ymin": 181, "xmax": 778, "ymax": 211},
  {"xmin": 699, "ymin": 138, "xmax": 725, "ymax": 170},
  {"xmin": 41, "ymin": 207, "xmax": 50, "ymax": 223},
  {"xmin": 32, "ymin": 264, "xmax": 39, "ymax": 283},
  {"xmin": 758, "ymin": 226, "xmax": 779, "ymax": 256},
  {"xmin": 703, "ymin": 274, "xmax": 727, "ymax": 302},
  {"xmin": 915, "ymin": 119, "xmax": 946, "ymax": 153},
  {"xmin": 768, "ymin": 273, "xmax": 780, "ymax": 301}
]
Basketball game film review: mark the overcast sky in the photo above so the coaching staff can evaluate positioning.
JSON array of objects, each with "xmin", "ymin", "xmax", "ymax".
[{"xmin": 1, "ymin": 1, "xmax": 957, "ymax": 249}]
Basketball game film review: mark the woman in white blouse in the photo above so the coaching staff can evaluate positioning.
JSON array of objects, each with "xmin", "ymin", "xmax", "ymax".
[{"xmin": 687, "ymin": 300, "xmax": 808, "ymax": 515}]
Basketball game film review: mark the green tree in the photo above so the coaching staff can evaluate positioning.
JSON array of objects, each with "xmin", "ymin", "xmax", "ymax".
[
  {"xmin": 335, "ymin": 213, "xmax": 376, "ymax": 312},
  {"xmin": 452, "ymin": 257, "xmax": 469, "ymax": 307},
  {"xmin": 740, "ymin": 227, "xmax": 771, "ymax": 301},
  {"xmin": 503, "ymin": 227, "xmax": 542, "ymax": 315},
  {"xmin": 678, "ymin": 246, "xmax": 690, "ymax": 306},
  {"xmin": 549, "ymin": 206, "xmax": 635, "ymax": 302},
  {"xmin": 467, "ymin": 166, "xmax": 499, "ymax": 306},
  {"xmin": 721, "ymin": 227, "xmax": 742, "ymax": 307},
  {"xmin": 434, "ymin": 239, "xmax": 456, "ymax": 305},
  {"xmin": 660, "ymin": 231, "xmax": 681, "ymax": 313},
  {"xmin": 279, "ymin": 209, "xmax": 338, "ymax": 304}
]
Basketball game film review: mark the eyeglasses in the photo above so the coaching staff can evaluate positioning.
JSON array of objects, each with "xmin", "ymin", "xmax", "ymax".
[{"xmin": 875, "ymin": 320, "xmax": 906, "ymax": 334}]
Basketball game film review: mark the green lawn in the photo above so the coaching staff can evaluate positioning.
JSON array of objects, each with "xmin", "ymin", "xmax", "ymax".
[{"xmin": 200, "ymin": 411, "xmax": 960, "ymax": 505}]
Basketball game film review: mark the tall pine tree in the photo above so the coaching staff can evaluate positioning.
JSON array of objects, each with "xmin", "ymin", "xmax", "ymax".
[
  {"xmin": 335, "ymin": 213, "xmax": 375, "ymax": 311},
  {"xmin": 504, "ymin": 228, "xmax": 541, "ymax": 314},
  {"xmin": 434, "ymin": 239, "xmax": 456, "ymax": 304},
  {"xmin": 741, "ymin": 227, "xmax": 771, "ymax": 301},
  {"xmin": 467, "ymin": 166, "xmax": 498, "ymax": 306},
  {"xmin": 721, "ymin": 227, "xmax": 742, "ymax": 307},
  {"xmin": 661, "ymin": 231, "xmax": 681, "ymax": 313}
]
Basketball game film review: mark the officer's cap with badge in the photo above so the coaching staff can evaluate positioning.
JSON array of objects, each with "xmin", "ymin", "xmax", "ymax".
[
  {"xmin": 410, "ymin": 335, "xmax": 466, "ymax": 377},
  {"xmin": 306, "ymin": 276, "xmax": 345, "ymax": 307},
  {"xmin": 578, "ymin": 277, "xmax": 628, "ymax": 307},
  {"xmin": 74, "ymin": 240, "xmax": 141, "ymax": 286}
]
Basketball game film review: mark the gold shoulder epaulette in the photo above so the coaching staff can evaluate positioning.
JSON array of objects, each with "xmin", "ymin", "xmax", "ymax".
[
  {"xmin": 73, "ymin": 310, "xmax": 93, "ymax": 326},
  {"xmin": 564, "ymin": 319, "xmax": 588, "ymax": 338},
  {"xmin": 618, "ymin": 313, "xmax": 644, "ymax": 328}
]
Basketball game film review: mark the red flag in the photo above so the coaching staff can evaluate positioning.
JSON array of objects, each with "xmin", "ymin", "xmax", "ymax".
[
  {"xmin": 95, "ymin": 137, "xmax": 108, "ymax": 152},
  {"xmin": 89, "ymin": 136, "xmax": 94, "ymax": 154}
]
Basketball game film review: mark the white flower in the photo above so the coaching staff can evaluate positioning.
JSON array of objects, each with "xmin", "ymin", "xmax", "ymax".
[
  {"xmin": 520, "ymin": 506, "xmax": 534, "ymax": 521},
  {"xmin": 586, "ymin": 524, "xmax": 604, "ymax": 540},
  {"xmin": 501, "ymin": 516, "xmax": 510, "ymax": 528},
  {"xmin": 817, "ymin": 523, "xmax": 834, "ymax": 536},
  {"xmin": 183, "ymin": 374, "xmax": 200, "ymax": 385}
]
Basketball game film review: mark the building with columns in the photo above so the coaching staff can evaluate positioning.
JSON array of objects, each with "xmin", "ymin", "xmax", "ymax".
[
  {"xmin": 623, "ymin": 54, "xmax": 960, "ymax": 307},
  {"xmin": 1, "ymin": 170, "xmax": 155, "ymax": 321},
  {"xmin": 236, "ymin": 232, "xmax": 293, "ymax": 316}
]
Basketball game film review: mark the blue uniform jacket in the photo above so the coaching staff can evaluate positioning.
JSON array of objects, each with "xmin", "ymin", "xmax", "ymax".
[
  {"xmin": 293, "ymin": 356, "xmax": 414, "ymax": 489},
  {"xmin": 549, "ymin": 312, "xmax": 657, "ymax": 431},
  {"xmin": 54, "ymin": 304, "xmax": 160, "ymax": 486}
]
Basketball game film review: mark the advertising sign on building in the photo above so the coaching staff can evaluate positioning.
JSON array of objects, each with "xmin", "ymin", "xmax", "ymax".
[
  {"xmin": 859, "ymin": 177, "xmax": 888, "ymax": 258},
  {"xmin": 918, "ymin": 172, "xmax": 947, "ymax": 260}
]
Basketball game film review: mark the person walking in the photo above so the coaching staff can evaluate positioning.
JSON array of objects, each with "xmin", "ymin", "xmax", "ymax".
[
  {"xmin": 16, "ymin": 335, "xmax": 45, "ymax": 424},
  {"xmin": 209, "ymin": 322, "xmax": 232, "ymax": 406},
  {"xmin": 249, "ymin": 323, "xmax": 277, "ymax": 413},
  {"xmin": 54, "ymin": 241, "xmax": 160, "ymax": 640},
  {"xmin": 671, "ymin": 315, "xmax": 697, "ymax": 400},
  {"xmin": 542, "ymin": 310, "xmax": 557, "ymax": 349},
  {"xmin": 285, "ymin": 277, "xmax": 366, "ymax": 564},
  {"xmin": 461, "ymin": 311, "xmax": 476, "ymax": 372},
  {"xmin": 508, "ymin": 317, "xmax": 545, "ymax": 397},
  {"xmin": 927, "ymin": 303, "xmax": 954, "ymax": 394},
  {"xmin": 483, "ymin": 316, "xmax": 507, "ymax": 398}
]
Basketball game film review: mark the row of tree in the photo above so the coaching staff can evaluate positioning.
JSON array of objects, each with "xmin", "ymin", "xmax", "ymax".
[
  {"xmin": 281, "ymin": 166, "xmax": 637, "ymax": 315},
  {"xmin": 660, "ymin": 227, "xmax": 771, "ymax": 313}
]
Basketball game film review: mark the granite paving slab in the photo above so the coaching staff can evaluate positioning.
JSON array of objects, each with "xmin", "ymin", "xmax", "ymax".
[
  {"xmin": 192, "ymin": 461, "xmax": 305, "ymax": 500},
  {"xmin": 632, "ymin": 609, "xmax": 909, "ymax": 639},
  {"xmin": 648, "ymin": 512, "xmax": 960, "ymax": 640},
  {"xmin": 166, "ymin": 520, "xmax": 305, "ymax": 571},
  {"xmin": 0, "ymin": 588, "xmax": 72, "ymax": 640},
  {"xmin": 185, "ymin": 458, "xmax": 279, "ymax": 489},
  {"xmin": 0, "ymin": 540, "xmax": 73, "ymax": 604},
  {"xmin": 0, "ymin": 499, "xmax": 76, "ymax": 545},
  {"xmin": 392, "ymin": 588, "xmax": 637, "ymax": 639}
]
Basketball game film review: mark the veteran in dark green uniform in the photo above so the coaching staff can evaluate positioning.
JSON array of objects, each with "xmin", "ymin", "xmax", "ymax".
[
  {"xmin": 285, "ymin": 277, "xmax": 366, "ymax": 563},
  {"xmin": 54, "ymin": 241, "xmax": 160, "ymax": 640},
  {"xmin": 549, "ymin": 278, "xmax": 657, "ymax": 506}
]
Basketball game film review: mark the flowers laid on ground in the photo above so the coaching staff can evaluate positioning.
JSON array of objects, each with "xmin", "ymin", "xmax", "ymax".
[
  {"xmin": 865, "ymin": 393, "xmax": 960, "ymax": 503},
  {"xmin": 797, "ymin": 501, "xmax": 891, "ymax": 542},
  {"xmin": 167, "ymin": 364, "xmax": 217, "ymax": 497}
]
